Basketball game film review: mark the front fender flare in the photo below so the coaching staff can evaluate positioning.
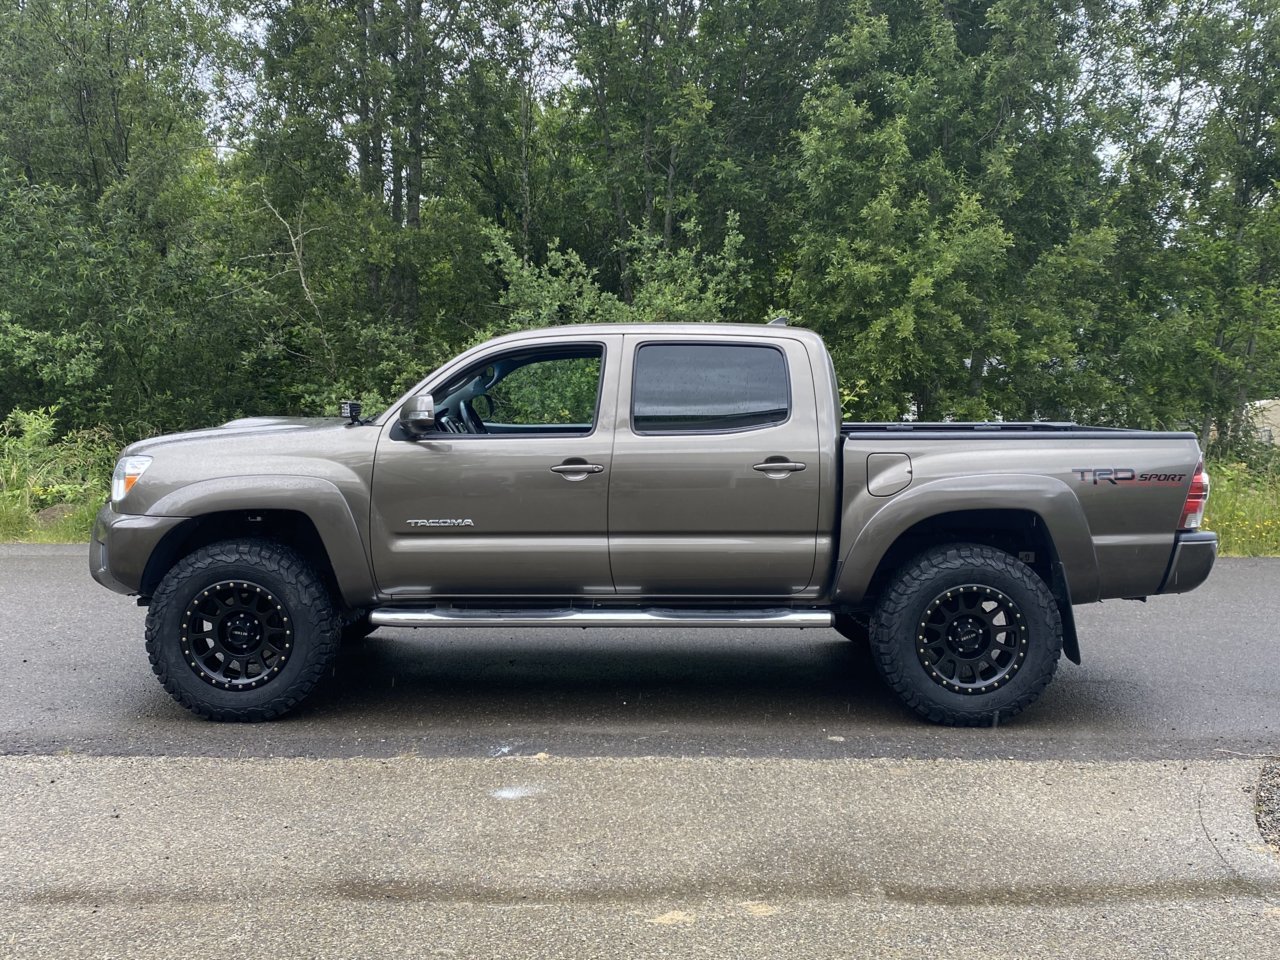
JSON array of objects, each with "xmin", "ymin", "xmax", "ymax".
[{"xmin": 146, "ymin": 475, "xmax": 375, "ymax": 606}]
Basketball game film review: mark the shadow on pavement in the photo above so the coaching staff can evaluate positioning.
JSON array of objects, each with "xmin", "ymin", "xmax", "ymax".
[{"xmin": 302, "ymin": 629, "xmax": 909, "ymax": 727}]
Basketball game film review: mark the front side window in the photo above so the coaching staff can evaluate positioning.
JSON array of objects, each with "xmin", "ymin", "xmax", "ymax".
[
  {"xmin": 632, "ymin": 343, "xmax": 790, "ymax": 434},
  {"xmin": 486, "ymin": 353, "xmax": 601, "ymax": 427},
  {"xmin": 433, "ymin": 345, "xmax": 603, "ymax": 435}
]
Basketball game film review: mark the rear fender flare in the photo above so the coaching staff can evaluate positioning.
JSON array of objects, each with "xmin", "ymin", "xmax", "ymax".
[{"xmin": 833, "ymin": 474, "xmax": 1100, "ymax": 606}]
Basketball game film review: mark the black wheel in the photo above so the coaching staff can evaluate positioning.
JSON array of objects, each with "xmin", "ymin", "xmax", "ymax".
[
  {"xmin": 145, "ymin": 539, "xmax": 341, "ymax": 721},
  {"xmin": 340, "ymin": 610, "xmax": 378, "ymax": 643},
  {"xmin": 870, "ymin": 543, "xmax": 1062, "ymax": 726}
]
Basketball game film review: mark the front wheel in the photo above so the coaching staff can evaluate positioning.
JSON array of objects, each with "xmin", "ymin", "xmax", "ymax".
[
  {"xmin": 870, "ymin": 543, "xmax": 1063, "ymax": 726},
  {"xmin": 145, "ymin": 539, "xmax": 341, "ymax": 721}
]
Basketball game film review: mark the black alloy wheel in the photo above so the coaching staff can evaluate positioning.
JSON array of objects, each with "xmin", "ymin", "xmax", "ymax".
[
  {"xmin": 146, "ymin": 539, "xmax": 341, "ymax": 721},
  {"xmin": 870, "ymin": 543, "xmax": 1062, "ymax": 726},
  {"xmin": 181, "ymin": 580, "xmax": 294, "ymax": 690},
  {"xmin": 915, "ymin": 584, "xmax": 1028, "ymax": 695}
]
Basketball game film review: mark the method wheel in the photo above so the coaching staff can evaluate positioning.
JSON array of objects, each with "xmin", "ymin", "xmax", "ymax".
[
  {"xmin": 145, "ymin": 539, "xmax": 341, "ymax": 721},
  {"xmin": 870, "ymin": 543, "xmax": 1062, "ymax": 726}
]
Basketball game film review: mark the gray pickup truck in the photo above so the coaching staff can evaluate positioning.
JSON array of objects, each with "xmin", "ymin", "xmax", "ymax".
[{"xmin": 91, "ymin": 323, "xmax": 1216, "ymax": 725}]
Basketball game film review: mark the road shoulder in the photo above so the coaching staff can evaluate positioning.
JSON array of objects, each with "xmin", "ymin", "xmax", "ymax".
[{"xmin": 3, "ymin": 755, "xmax": 1278, "ymax": 958}]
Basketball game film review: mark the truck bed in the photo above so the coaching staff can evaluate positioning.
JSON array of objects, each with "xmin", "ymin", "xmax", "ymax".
[
  {"xmin": 835, "ymin": 425, "xmax": 1205, "ymax": 604},
  {"xmin": 842, "ymin": 421, "xmax": 1196, "ymax": 438}
]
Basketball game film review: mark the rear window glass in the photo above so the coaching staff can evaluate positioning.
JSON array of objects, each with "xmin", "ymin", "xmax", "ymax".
[{"xmin": 632, "ymin": 343, "xmax": 790, "ymax": 433}]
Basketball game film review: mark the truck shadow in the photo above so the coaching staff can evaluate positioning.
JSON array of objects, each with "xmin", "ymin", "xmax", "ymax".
[{"xmin": 306, "ymin": 627, "xmax": 909, "ymax": 726}]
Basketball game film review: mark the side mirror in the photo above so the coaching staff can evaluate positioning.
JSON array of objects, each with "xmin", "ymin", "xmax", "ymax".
[{"xmin": 399, "ymin": 394, "xmax": 436, "ymax": 438}]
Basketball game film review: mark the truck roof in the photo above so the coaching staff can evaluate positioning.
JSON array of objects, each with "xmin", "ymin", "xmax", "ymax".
[{"xmin": 480, "ymin": 322, "xmax": 827, "ymax": 347}]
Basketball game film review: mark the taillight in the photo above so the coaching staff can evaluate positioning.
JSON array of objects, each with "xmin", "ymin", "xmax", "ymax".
[{"xmin": 1179, "ymin": 460, "xmax": 1210, "ymax": 530}]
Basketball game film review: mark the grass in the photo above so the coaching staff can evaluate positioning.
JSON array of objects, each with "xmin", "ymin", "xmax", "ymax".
[
  {"xmin": 1201, "ymin": 461, "xmax": 1280, "ymax": 557},
  {"xmin": 0, "ymin": 498, "xmax": 103, "ymax": 543}
]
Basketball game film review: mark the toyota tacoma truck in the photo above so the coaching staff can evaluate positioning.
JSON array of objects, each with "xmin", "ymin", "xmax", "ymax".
[{"xmin": 90, "ymin": 322, "xmax": 1217, "ymax": 725}]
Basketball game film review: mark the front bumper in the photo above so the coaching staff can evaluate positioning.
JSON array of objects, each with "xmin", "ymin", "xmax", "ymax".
[
  {"xmin": 89, "ymin": 504, "xmax": 187, "ymax": 596},
  {"xmin": 1156, "ymin": 530, "xmax": 1218, "ymax": 595}
]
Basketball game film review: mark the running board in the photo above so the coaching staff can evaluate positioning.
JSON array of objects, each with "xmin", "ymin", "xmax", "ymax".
[{"xmin": 368, "ymin": 607, "xmax": 833, "ymax": 629}]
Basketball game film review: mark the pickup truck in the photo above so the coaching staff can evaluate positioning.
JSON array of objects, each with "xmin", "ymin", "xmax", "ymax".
[{"xmin": 90, "ymin": 322, "xmax": 1217, "ymax": 725}]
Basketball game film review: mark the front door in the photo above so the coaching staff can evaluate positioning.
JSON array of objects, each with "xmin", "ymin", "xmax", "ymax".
[
  {"xmin": 608, "ymin": 335, "xmax": 823, "ymax": 596},
  {"xmin": 370, "ymin": 337, "xmax": 620, "ymax": 597}
]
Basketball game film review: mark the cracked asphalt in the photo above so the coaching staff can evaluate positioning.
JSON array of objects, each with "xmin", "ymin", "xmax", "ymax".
[{"xmin": 1, "ymin": 547, "xmax": 1278, "ymax": 957}]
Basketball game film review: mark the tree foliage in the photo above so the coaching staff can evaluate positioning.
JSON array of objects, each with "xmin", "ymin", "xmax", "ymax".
[{"xmin": 0, "ymin": 0, "xmax": 1278, "ymax": 454}]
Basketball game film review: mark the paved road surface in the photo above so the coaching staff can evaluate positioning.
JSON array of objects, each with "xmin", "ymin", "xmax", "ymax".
[
  {"xmin": 3, "ymin": 754, "xmax": 1277, "ymax": 959},
  {"xmin": 1, "ymin": 547, "xmax": 1277, "ymax": 958},
  {"xmin": 0, "ymin": 548, "xmax": 1275, "ymax": 760}
]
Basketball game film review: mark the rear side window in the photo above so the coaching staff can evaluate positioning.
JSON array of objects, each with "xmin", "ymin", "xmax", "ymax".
[{"xmin": 632, "ymin": 343, "xmax": 790, "ymax": 433}]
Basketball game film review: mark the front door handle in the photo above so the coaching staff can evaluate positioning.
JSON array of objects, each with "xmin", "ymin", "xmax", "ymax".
[
  {"xmin": 551, "ymin": 460, "xmax": 605, "ymax": 481},
  {"xmin": 753, "ymin": 460, "xmax": 807, "ymax": 477}
]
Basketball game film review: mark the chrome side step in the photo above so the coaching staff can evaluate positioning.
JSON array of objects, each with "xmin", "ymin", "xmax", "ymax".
[{"xmin": 368, "ymin": 607, "xmax": 832, "ymax": 629}]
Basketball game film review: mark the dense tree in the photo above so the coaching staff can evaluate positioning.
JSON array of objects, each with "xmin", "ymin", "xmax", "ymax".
[
  {"xmin": 789, "ymin": 0, "xmax": 1120, "ymax": 420},
  {"xmin": 0, "ymin": 0, "xmax": 1278, "ymax": 450}
]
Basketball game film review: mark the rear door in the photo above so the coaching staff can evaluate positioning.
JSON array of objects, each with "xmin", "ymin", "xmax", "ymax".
[
  {"xmin": 370, "ymin": 336, "xmax": 621, "ymax": 598},
  {"xmin": 608, "ymin": 334, "xmax": 823, "ymax": 596}
]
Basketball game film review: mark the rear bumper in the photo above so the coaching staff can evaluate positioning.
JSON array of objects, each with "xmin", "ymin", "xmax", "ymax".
[
  {"xmin": 89, "ymin": 504, "xmax": 187, "ymax": 596},
  {"xmin": 1156, "ymin": 531, "xmax": 1217, "ymax": 595}
]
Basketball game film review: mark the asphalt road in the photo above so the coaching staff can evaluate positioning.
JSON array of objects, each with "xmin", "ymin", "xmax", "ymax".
[
  {"xmin": 2, "ymin": 547, "xmax": 1279, "ymax": 958},
  {"xmin": 0, "ymin": 547, "xmax": 1275, "ymax": 760}
]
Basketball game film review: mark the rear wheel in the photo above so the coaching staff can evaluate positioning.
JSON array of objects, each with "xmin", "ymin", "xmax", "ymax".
[
  {"xmin": 145, "ymin": 539, "xmax": 341, "ymax": 721},
  {"xmin": 870, "ymin": 543, "xmax": 1062, "ymax": 726}
]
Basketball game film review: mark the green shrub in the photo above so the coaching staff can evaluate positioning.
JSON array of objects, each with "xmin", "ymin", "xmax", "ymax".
[
  {"xmin": 0, "ymin": 407, "xmax": 115, "ymax": 541},
  {"xmin": 1202, "ymin": 461, "xmax": 1280, "ymax": 557}
]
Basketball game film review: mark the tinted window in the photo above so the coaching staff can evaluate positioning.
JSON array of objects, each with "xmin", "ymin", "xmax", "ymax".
[{"xmin": 632, "ymin": 343, "xmax": 789, "ymax": 433}]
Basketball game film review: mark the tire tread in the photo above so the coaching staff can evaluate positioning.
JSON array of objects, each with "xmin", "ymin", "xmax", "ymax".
[
  {"xmin": 870, "ymin": 543, "xmax": 1062, "ymax": 726},
  {"xmin": 144, "ymin": 539, "xmax": 339, "ymax": 722}
]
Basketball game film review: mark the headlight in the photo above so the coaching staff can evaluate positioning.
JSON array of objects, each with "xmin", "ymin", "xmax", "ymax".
[{"xmin": 111, "ymin": 456, "xmax": 152, "ymax": 506}]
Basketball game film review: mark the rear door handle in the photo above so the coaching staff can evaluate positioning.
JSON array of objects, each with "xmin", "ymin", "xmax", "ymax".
[{"xmin": 753, "ymin": 461, "xmax": 806, "ymax": 474}]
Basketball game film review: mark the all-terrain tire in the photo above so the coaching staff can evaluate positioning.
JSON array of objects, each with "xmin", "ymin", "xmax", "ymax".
[
  {"xmin": 145, "ymin": 539, "xmax": 341, "ymax": 721},
  {"xmin": 870, "ymin": 543, "xmax": 1062, "ymax": 726}
]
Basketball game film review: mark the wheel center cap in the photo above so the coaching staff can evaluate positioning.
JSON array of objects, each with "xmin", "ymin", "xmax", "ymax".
[
  {"xmin": 222, "ymin": 613, "xmax": 262, "ymax": 652},
  {"xmin": 947, "ymin": 616, "xmax": 989, "ymax": 657}
]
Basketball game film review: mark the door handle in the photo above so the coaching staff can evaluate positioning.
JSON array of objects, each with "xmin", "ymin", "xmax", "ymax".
[
  {"xmin": 551, "ymin": 461, "xmax": 605, "ymax": 480},
  {"xmin": 753, "ymin": 460, "xmax": 806, "ymax": 475}
]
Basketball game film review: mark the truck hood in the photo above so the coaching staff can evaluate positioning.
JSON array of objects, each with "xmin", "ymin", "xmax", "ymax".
[{"xmin": 123, "ymin": 417, "xmax": 349, "ymax": 456}]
